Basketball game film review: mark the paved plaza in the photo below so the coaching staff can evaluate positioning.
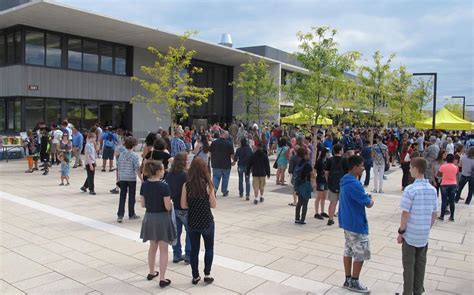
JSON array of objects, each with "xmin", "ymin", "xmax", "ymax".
[{"xmin": 1, "ymin": 155, "xmax": 473, "ymax": 295}]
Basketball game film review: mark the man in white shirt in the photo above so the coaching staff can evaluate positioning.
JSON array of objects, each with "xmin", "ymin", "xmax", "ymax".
[
  {"xmin": 51, "ymin": 124, "xmax": 63, "ymax": 165},
  {"xmin": 398, "ymin": 157, "xmax": 437, "ymax": 295}
]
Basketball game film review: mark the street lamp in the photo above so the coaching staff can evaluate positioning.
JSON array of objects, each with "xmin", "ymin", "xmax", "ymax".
[
  {"xmin": 451, "ymin": 96, "xmax": 466, "ymax": 119},
  {"xmin": 413, "ymin": 72, "xmax": 437, "ymax": 132}
]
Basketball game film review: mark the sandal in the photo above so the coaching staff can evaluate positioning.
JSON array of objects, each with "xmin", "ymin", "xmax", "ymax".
[
  {"xmin": 192, "ymin": 276, "xmax": 201, "ymax": 285},
  {"xmin": 159, "ymin": 279, "xmax": 171, "ymax": 288},
  {"xmin": 204, "ymin": 276, "xmax": 214, "ymax": 284},
  {"xmin": 146, "ymin": 271, "xmax": 159, "ymax": 281}
]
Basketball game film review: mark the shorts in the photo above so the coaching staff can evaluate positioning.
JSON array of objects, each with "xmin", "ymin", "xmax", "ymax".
[
  {"xmin": 316, "ymin": 181, "xmax": 328, "ymax": 191},
  {"xmin": 328, "ymin": 190, "xmax": 339, "ymax": 202},
  {"xmin": 252, "ymin": 176, "xmax": 266, "ymax": 191},
  {"xmin": 344, "ymin": 230, "xmax": 371, "ymax": 261},
  {"xmin": 278, "ymin": 163, "xmax": 288, "ymax": 169},
  {"xmin": 102, "ymin": 146, "xmax": 115, "ymax": 160}
]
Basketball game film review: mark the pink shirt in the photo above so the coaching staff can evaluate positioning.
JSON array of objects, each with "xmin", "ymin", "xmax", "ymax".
[{"xmin": 439, "ymin": 163, "xmax": 458, "ymax": 185}]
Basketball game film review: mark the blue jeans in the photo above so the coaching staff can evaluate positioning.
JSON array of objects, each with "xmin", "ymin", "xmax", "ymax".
[
  {"xmin": 212, "ymin": 168, "xmax": 230, "ymax": 194},
  {"xmin": 189, "ymin": 223, "xmax": 215, "ymax": 279},
  {"xmin": 455, "ymin": 175, "xmax": 473, "ymax": 204},
  {"xmin": 441, "ymin": 185, "xmax": 457, "ymax": 218},
  {"xmin": 172, "ymin": 209, "xmax": 191, "ymax": 260},
  {"xmin": 237, "ymin": 166, "xmax": 250, "ymax": 196}
]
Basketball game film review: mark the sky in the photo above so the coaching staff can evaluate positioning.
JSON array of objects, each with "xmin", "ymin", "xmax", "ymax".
[{"xmin": 57, "ymin": 0, "xmax": 474, "ymax": 109}]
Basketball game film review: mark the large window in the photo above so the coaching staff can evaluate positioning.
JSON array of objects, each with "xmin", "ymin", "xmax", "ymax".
[
  {"xmin": 100, "ymin": 44, "xmax": 113, "ymax": 73},
  {"xmin": 5, "ymin": 30, "xmax": 22, "ymax": 65},
  {"xmin": 0, "ymin": 34, "xmax": 5, "ymax": 66},
  {"xmin": 83, "ymin": 40, "xmax": 98, "ymax": 72},
  {"xmin": 46, "ymin": 33, "xmax": 62, "ymax": 68},
  {"xmin": 25, "ymin": 30, "xmax": 45, "ymax": 66},
  {"xmin": 113, "ymin": 104, "xmax": 126, "ymax": 128},
  {"xmin": 0, "ymin": 99, "xmax": 5, "ymax": 132},
  {"xmin": 68, "ymin": 38, "xmax": 82, "ymax": 70},
  {"xmin": 6, "ymin": 99, "xmax": 21, "ymax": 131},
  {"xmin": 24, "ymin": 98, "xmax": 44, "ymax": 130},
  {"xmin": 66, "ymin": 100, "xmax": 82, "ymax": 128},
  {"xmin": 45, "ymin": 99, "xmax": 61, "ymax": 126},
  {"xmin": 83, "ymin": 101, "xmax": 98, "ymax": 128},
  {"xmin": 115, "ymin": 46, "xmax": 127, "ymax": 75}
]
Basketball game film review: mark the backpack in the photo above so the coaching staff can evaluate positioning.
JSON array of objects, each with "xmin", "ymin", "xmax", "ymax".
[
  {"xmin": 343, "ymin": 135, "xmax": 354, "ymax": 151},
  {"xmin": 294, "ymin": 160, "xmax": 307, "ymax": 187},
  {"xmin": 104, "ymin": 133, "xmax": 115, "ymax": 148},
  {"xmin": 328, "ymin": 156, "xmax": 345, "ymax": 193}
]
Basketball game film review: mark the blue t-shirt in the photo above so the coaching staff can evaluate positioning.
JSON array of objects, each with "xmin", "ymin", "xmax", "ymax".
[
  {"xmin": 338, "ymin": 173, "xmax": 372, "ymax": 235},
  {"xmin": 102, "ymin": 132, "xmax": 118, "ymax": 149}
]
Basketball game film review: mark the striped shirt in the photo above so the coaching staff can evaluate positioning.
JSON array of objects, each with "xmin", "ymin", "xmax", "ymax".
[
  {"xmin": 400, "ymin": 179, "xmax": 438, "ymax": 247},
  {"xmin": 170, "ymin": 137, "xmax": 186, "ymax": 157},
  {"xmin": 84, "ymin": 143, "xmax": 96, "ymax": 165},
  {"xmin": 117, "ymin": 149, "xmax": 140, "ymax": 182}
]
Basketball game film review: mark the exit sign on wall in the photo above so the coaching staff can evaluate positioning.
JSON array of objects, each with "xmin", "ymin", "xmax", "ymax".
[{"xmin": 28, "ymin": 85, "xmax": 39, "ymax": 91}]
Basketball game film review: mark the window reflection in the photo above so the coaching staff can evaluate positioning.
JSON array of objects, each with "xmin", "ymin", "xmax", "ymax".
[
  {"xmin": 46, "ymin": 33, "xmax": 61, "ymax": 68},
  {"xmin": 68, "ymin": 38, "xmax": 82, "ymax": 70},
  {"xmin": 25, "ymin": 99, "xmax": 44, "ymax": 130},
  {"xmin": 45, "ymin": 99, "xmax": 61, "ymax": 126},
  {"xmin": 115, "ymin": 46, "xmax": 127, "ymax": 75},
  {"xmin": 100, "ymin": 44, "xmax": 113, "ymax": 73},
  {"xmin": 25, "ymin": 30, "xmax": 45, "ymax": 66},
  {"xmin": 83, "ymin": 40, "xmax": 98, "ymax": 72},
  {"xmin": 66, "ymin": 100, "xmax": 82, "ymax": 128},
  {"xmin": 83, "ymin": 101, "xmax": 98, "ymax": 128}
]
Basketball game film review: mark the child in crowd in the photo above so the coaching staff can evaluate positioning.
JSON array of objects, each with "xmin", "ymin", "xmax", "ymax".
[
  {"xmin": 24, "ymin": 129, "xmax": 39, "ymax": 173},
  {"xmin": 58, "ymin": 152, "xmax": 70, "ymax": 186},
  {"xmin": 246, "ymin": 143, "xmax": 271, "ymax": 204}
]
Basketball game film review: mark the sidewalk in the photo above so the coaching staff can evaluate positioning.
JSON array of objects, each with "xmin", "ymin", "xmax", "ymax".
[{"xmin": 1, "ymin": 157, "xmax": 473, "ymax": 294}]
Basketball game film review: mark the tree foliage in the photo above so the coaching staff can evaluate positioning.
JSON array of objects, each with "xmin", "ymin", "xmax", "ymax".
[
  {"xmin": 131, "ymin": 32, "xmax": 213, "ymax": 129},
  {"xmin": 233, "ymin": 58, "xmax": 279, "ymax": 127},
  {"xmin": 443, "ymin": 97, "xmax": 464, "ymax": 118}
]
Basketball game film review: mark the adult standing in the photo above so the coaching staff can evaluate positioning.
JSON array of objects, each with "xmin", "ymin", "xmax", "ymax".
[
  {"xmin": 423, "ymin": 136, "xmax": 440, "ymax": 180},
  {"xmin": 246, "ymin": 143, "xmax": 270, "ymax": 205},
  {"xmin": 438, "ymin": 154, "xmax": 458, "ymax": 221},
  {"xmin": 275, "ymin": 138, "xmax": 290, "ymax": 185},
  {"xmin": 144, "ymin": 138, "xmax": 172, "ymax": 180},
  {"xmin": 372, "ymin": 136, "xmax": 389, "ymax": 194},
  {"xmin": 314, "ymin": 148, "xmax": 329, "ymax": 220},
  {"xmin": 116, "ymin": 137, "xmax": 142, "ymax": 223},
  {"xmin": 139, "ymin": 160, "xmax": 175, "ymax": 288},
  {"xmin": 294, "ymin": 148, "xmax": 313, "ymax": 225},
  {"xmin": 193, "ymin": 134, "xmax": 210, "ymax": 165},
  {"xmin": 455, "ymin": 147, "xmax": 474, "ymax": 204},
  {"xmin": 339, "ymin": 155, "xmax": 374, "ymax": 293},
  {"xmin": 165, "ymin": 152, "xmax": 190, "ymax": 264},
  {"xmin": 72, "ymin": 127, "xmax": 84, "ymax": 168},
  {"xmin": 210, "ymin": 131, "xmax": 234, "ymax": 197},
  {"xmin": 181, "ymin": 157, "xmax": 217, "ymax": 285},
  {"xmin": 325, "ymin": 144, "xmax": 348, "ymax": 226},
  {"xmin": 400, "ymin": 138, "xmax": 413, "ymax": 190},
  {"xmin": 81, "ymin": 132, "xmax": 97, "ymax": 195},
  {"xmin": 233, "ymin": 138, "xmax": 253, "ymax": 200},
  {"xmin": 360, "ymin": 140, "xmax": 373, "ymax": 188},
  {"xmin": 142, "ymin": 132, "xmax": 157, "ymax": 160},
  {"xmin": 398, "ymin": 157, "xmax": 437, "ymax": 295},
  {"xmin": 101, "ymin": 127, "xmax": 119, "ymax": 172},
  {"xmin": 170, "ymin": 129, "xmax": 187, "ymax": 157}
]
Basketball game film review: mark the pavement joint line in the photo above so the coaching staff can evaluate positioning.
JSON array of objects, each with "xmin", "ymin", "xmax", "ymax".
[{"xmin": 1, "ymin": 190, "xmax": 334, "ymax": 293}]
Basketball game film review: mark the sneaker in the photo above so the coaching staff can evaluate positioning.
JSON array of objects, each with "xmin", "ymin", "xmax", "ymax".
[
  {"xmin": 110, "ymin": 188, "xmax": 119, "ymax": 194},
  {"xmin": 321, "ymin": 212, "xmax": 330, "ymax": 218},
  {"xmin": 223, "ymin": 191, "xmax": 229, "ymax": 197},
  {"xmin": 327, "ymin": 219, "xmax": 335, "ymax": 226},
  {"xmin": 89, "ymin": 191, "xmax": 96, "ymax": 195},
  {"xmin": 254, "ymin": 199, "xmax": 258, "ymax": 205},
  {"xmin": 65, "ymin": 183, "xmax": 70, "ymax": 186},
  {"xmin": 438, "ymin": 216, "xmax": 444, "ymax": 221},
  {"xmin": 314, "ymin": 214, "xmax": 323, "ymax": 220},
  {"xmin": 449, "ymin": 216, "xmax": 455, "ymax": 222},
  {"xmin": 298, "ymin": 221, "xmax": 306, "ymax": 225},
  {"xmin": 348, "ymin": 279, "xmax": 370, "ymax": 293},
  {"xmin": 246, "ymin": 196, "xmax": 250, "ymax": 201},
  {"xmin": 371, "ymin": 189, "xmax": 378, "ymax": 193},
  {"xmin": 117, "ymin": 216, "xmax": 123, "ymax": 223},
  {"xmin": 343, "ymin": 277, "xmax": 351, "ymax": 289},
  {"xmin": 72, "ymin": 165, "xmax": 78, "ymax": 169},
  {"xmin": 260, "ymin": 197, "xmax": 264, "ymax": 203},
  {"xmin": 42, "ymin": 171, "xmax": 48, "ymax": 176},
  {"xmin": 80, "ymin": 187, "xmax": 87, "ymax": 192},
  {"xmin": 239, "ymin": 194, "xmax": 243, "ymax": 198},
  {"xmin": 129, "ymin": 215, "xmax": 141, "ymax": 220},
  {"xmin": 173, "ymin": 256, "xmax": 184, "ymax": 263},
  {"xmin": 295, "ymin": 220, "xmax": 300, "ymax": 224},
  {"xmin": 59, "ymin": 183, "xmax": 64, "ymax": 186},
  {"xmin": 378, "ymin": 190, "xmax": 384, "ymax": 194}
]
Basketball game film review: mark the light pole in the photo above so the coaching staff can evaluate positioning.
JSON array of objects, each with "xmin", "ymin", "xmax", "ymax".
[
  {"xmin": 413, "ymin": 72, "xmax": 437, "ymax": 132},
  {"xmin": 451, "ymin": 96, "xmax": 466, "ymax": 119}
]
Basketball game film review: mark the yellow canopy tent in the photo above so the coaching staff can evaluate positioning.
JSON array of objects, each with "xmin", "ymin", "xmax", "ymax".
[
  {"xmin": 415, "ymin": 107, "xmax": 473, "ymax": 130},
  {"xmin": 281, "ymin": 111, "xmax": 333, "ymax": 125}
]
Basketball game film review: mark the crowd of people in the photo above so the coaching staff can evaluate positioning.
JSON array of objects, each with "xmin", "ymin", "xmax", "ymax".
[{"xmin": 19, "ymin": 119, "xmax": 474, "ymax": 293}]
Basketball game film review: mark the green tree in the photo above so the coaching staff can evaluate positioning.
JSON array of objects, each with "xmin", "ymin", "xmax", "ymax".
[
  {"xmin": 358, "ymin": 50, "xmax": 395, "ymax": 126},
  {"xmin": 233, "ymin": 58, "xmax": 279, "ymax": 128},
  {"xmin": 131, "ymin": 32, "xmax": 213, "ymax": 133},
  {"xmin": 412, "ymin": 77, "xmax": 433, "ymax": 114},
  {"xmin": 443, "ymin": 97, "xmax": 464, "ymax": 118},
  {"xmin": 387, "ymin": 65, "xmax": 420, "ymax": 126},
  {"xmin": 287, "ymin": 26, "xmax": 360, "ymax": 162}
]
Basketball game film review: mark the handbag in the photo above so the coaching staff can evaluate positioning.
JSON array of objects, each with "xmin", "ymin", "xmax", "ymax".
[
  {"xmin": 273, "ymin": 148, "xmax": 284, "ymax": 169},
  {"xmin": 378, "ymin": 144, "xmax": 389, "ymax": 172}
]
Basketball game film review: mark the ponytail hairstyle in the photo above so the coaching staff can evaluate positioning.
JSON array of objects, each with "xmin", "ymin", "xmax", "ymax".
[{"xmin": 143, "ymin": 160, "xmax": 164, "ymax": 178}]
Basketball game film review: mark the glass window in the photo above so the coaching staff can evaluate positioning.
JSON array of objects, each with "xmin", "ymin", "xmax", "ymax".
[
  {"xmin": 68, "ymin": 38, "xmax": 82, "ymax": 70},
  {"xmin": 83, "ymin": 40, "xmax": 98, "ymax": 72},
  {"xmin": 7, "ymin": 99, "xmax": 21, "ymax": 131},
  {"xmin": 113, "ymin": 103, "xmax": 126, "ymax": 128},
  {"xmin": 99, "ymin": 103, "xmax": 113, "ymax": 127},
  {"xmin": 0, "ymin": 34, "xmax": 5, "ymax": 66},
  {"xmin": 46, "ymin": 33, "xmax": 62, "ymax": 68},
  {"xmin": 83, "ymin": 101, "xmax": 98, "ymax": 128},
  {"xmin": 25, "ymin": 99, "xmax": 44, "ymax": 131},
  {"xmin": 0, "ymin": 99, "xmax": 5, "ymax": 131},
  {"xmin": 45, "ymin": 99, "xmax": 61, "ymax": 126},
  {"xmin": 6, "ymin": 33, "xmax": 14, "ymax": 64},
  {"xmin": 115, "ymin": 46, "xmax": 127, "ymax": 75},
  {"xmin": 100, "ymin": 43, "xmax": 113, "ymax": 73},
  {"xmin": 25, "ymin": 30, "xmax": 45, "ymax": 65},
  {"xmin": 66, "ymin": 100, "xmax": 82, "ymax": 128},
  {"xmin": 14, "ymin": 31, "xmax": 21, "ymax": 64}
]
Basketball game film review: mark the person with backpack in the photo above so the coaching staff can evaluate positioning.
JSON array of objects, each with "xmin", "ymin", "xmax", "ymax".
[
  {"xmin": 101, "ymin": 126, "xmax": 118, "ymax": 172},
  {"xmin": 294, "ymin": 148, "xmax": 313, "ymax": 225},
  {"xmin": 325, "ymin": 144, "xmax": 348, "ymax": 226},
  {"xmin": 246, "ymin": 143, "xmax": 271, "ymax": 205},
  {"xmin": 342, "ymin": 129, "xmax": 354, "ymax": 153},
  {"xmin": 372, "ymin": 136, "xmax": 389, "ymax": 194}
]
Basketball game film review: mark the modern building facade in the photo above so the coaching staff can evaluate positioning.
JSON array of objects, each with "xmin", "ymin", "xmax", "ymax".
[{"xmin": 0, "ymin": 0, "xmax": 305, "ymax": 136}]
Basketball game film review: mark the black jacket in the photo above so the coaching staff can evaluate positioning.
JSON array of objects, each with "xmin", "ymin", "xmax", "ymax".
[{"xmin": 246, "ymin": 149, "xmax": 270, "ymax": 177}]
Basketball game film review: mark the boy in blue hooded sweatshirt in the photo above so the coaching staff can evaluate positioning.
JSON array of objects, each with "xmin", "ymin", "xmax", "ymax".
[{"xmin": 339, "ymin": 155, "xmax": 374, "ymax": 294}]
